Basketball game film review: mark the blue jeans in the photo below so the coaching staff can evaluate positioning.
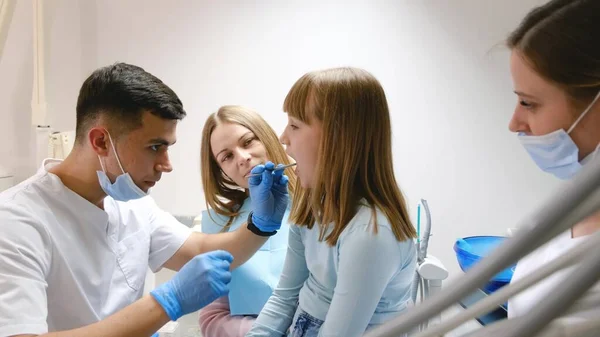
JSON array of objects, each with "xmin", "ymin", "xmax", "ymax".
[{"xmin": 289, "ymin": 309, "xmax": 324, "ymax": 337}]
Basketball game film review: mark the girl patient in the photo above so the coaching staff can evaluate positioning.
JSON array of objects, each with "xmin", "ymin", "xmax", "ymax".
[{"xmin": 246, "ymin": 67, "xmax": 418, "ymax": 337}]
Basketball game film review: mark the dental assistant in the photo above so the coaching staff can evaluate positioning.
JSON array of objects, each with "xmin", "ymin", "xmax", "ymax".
[{"xmin": 504, "ymin": 0, "xmax": 600, "ymax": 319}]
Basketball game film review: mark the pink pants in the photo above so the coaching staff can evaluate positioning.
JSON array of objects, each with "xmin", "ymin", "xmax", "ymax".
[{"xmin": 198, "ymin": 297, "xmax": 256, "ymax": 337}]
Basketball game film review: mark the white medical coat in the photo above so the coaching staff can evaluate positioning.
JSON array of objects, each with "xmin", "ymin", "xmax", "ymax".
[
  {"xmin": 0, "ymin": 159, "xmax": 192, "ymax": 335},
  {"xmin": 508, "ymin": 230, "xmax": 600, "ymax": 320}
]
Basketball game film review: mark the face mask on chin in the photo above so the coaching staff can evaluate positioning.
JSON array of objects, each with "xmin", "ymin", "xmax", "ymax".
[{"xmin": 96, "ymin": 131, "xmax": 148, "ymax": 201}]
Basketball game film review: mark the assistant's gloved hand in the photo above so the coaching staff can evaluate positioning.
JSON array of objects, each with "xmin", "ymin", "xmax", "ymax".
[
  {"xmin": 248, "ymin": 161, "xmax": 290, "ymax": 233},
  {"xmin": 150, "ymin": 250, "xmax": 233, "ymax": 321}
]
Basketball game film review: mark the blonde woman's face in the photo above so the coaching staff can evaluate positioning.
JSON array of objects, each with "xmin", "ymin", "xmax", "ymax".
[{"xmin": 210, "ymin": 122, "xmax": 268, "ymax": 189}]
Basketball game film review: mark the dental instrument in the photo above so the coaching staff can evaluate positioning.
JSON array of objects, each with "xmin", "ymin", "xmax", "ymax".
[{"xmin": 248, "ymin": 163, "xmax": 297, "ymax": 177}]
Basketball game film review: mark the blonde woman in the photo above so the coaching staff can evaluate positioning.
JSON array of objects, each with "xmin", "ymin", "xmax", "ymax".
[
  {"xmin": 246, "ymin": 67, "xmax": 417, "ymax": 337},
  {"xmin": 197, "ymin": 105, "xmax": 296, "ymax": 337}
]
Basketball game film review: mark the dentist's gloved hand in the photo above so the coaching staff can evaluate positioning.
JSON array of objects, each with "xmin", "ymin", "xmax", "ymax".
[
  {"xmin": 248, "ymin": 161, "xmax": 290, "ymax": 233},
  {"xmin": 150, "ymin": 250, "xmax": 233, "ymax": 321}
]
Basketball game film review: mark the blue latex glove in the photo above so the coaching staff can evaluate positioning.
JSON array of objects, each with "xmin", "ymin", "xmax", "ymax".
[
  {"xmin": 150, "ymin": 250, "xmax": 233, "ymax": 321},
  {"xmin": 248, "ymin": 161, "xmax": 290, "ymax": 232}
]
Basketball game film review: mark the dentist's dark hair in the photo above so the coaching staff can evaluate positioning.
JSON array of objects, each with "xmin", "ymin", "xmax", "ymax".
[{"xmin": 75, "ymin": 62, "xmax": 186, "ymax": 143}]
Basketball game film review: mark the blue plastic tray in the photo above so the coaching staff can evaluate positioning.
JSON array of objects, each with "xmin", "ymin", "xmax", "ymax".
[{"xmin": 454, "ymin": 236, "xmax": 515, "ymax": 294}]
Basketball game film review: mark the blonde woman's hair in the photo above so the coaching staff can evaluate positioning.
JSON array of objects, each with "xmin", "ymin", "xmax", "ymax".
[
  {"xmin": 200, "ymin": 105, "xmax": 296, "ymax": 231},
  {"xmin": 284, "ymin": 67, "xmax": 416, "ymax": 246}
]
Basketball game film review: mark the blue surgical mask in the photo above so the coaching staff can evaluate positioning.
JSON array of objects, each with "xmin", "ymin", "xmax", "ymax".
[
  {"xmin": 518, "ymin": 91, "xmax": 600, "ymax": 180},
  {"xmin": 97, "ymin": 132, "xmax": 148, "ymax": 201}
]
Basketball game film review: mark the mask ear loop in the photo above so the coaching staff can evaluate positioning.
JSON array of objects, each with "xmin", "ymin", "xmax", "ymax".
[
  {"xmin": 98, "ymin": 156, "xmax": 107, "ymax": 172},
  {"xmin": 593, "ymin": 143, "xmax": 600, "ymax": 161},
  {"xmin": 567, "ymin": 90, "xmax": 600, "ymax": 134},
  {"xmin": 105, "ymin": 131, "xmax": 126, "ymax": 174}
]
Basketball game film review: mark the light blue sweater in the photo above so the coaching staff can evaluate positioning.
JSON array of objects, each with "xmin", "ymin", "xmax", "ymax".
[{"xmin": 246, "ymin": 203, "xmax": 417, "ymax": 337}]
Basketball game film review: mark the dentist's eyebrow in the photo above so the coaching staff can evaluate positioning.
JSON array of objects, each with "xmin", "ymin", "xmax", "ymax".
[{"xmin": 148, "ymin": 138, "xmax": 175, "ymax": 146}]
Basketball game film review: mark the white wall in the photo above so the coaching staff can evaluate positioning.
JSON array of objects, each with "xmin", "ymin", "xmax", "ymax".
[
  {"xmin": 0, "ymin": 0, "xmax": 33, "ymax": 181},
  {"xmin": 84, "ymin": 0, "xmax": 559, "ymax": 278},
  {"xmin": 1, "ymin": 0, "xmax": 558, "ymax": 284},
  {"xmin": 0, "ymin": 0, "xmax": 88, "ymax": 182}
]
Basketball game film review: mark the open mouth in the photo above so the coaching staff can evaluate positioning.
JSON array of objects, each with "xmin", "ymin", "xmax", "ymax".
[{"xmin": 243, "ymin": 169, "xmax": 255, "ymax": 178}]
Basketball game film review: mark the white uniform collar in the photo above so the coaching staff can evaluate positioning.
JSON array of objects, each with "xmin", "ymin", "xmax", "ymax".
[{"xmin": 580, "ymin": 143, "xmax": 600, "ymax": 166}]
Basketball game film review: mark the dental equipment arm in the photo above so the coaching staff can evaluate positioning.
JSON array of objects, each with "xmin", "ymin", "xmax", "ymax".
[
  {"xmin": 462, "ymin": 307, "xmax": 600, "ymax": 337},
  {"xmin": 413, "ymin": 231, "xmax": 600, "ymax": 337},
  {"xmin": 410, "ymin": 199, "xmax": 448, "ymax": 330},
  {"xmin": 364, "ymin": 156, "xmax": 600, "ymax": 337},
  {"xmin": 506, "ymin": 237, "xmax": 600, "ymax": 337},
  {"xmin": 412, "ymin": 199, "xmax": 433, "ymax": 305}
]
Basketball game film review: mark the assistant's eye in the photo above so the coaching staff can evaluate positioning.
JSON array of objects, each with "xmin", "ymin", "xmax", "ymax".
[{"xmin": 519, "ymin": 100, "xmax": 536, "ymax": 110}]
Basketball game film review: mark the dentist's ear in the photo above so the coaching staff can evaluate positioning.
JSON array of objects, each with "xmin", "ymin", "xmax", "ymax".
[{"xmin": 89, "ymin": 127, "xmax": 111, "ymax": 157}]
